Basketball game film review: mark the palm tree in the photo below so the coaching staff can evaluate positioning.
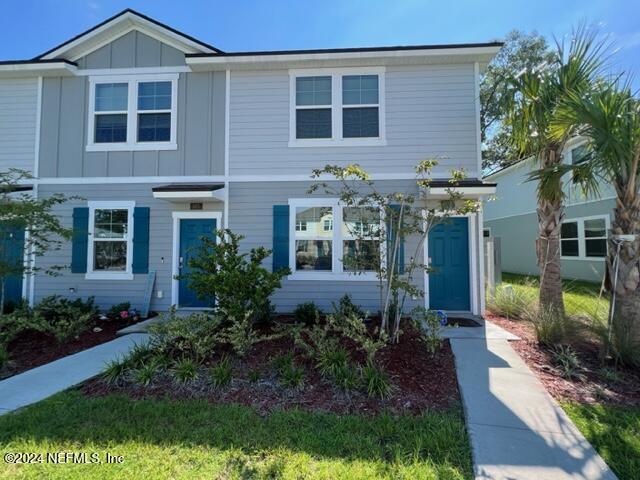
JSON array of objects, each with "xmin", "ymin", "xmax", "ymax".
[
  {"xmin": 501, "ymin": 29, "xmax": 605, "ymax": 315},
  {"xmin": 551, "ymin": 81, "xmax": 640, "ymax": 365}
]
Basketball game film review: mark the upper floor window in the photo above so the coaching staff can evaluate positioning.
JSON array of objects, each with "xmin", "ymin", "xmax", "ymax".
[
  {"xmin": 289, "ymin": 68, "xmax": 386, "ymax": 147},
  {"xmin": 87, "ymin": 74, "xmax": 178, "ymax": 152}
]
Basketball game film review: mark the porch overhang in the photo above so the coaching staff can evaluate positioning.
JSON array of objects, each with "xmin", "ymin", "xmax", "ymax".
[
  {"xmin": 152, "ymin": 183, "xmax": 226, "ymax": 202},
  {"xmin": 424, "ymin": 179, "xmax": 496, "ymax": 197}
]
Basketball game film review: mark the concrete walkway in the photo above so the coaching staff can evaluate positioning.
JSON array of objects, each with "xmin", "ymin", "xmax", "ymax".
[
  {"xmin": 0, "ymin": 333, "xmax": 149, "ymax": 415},
  {"xmin": 451, "ymin": 328, "xmax": 617, "ymax": 480}
]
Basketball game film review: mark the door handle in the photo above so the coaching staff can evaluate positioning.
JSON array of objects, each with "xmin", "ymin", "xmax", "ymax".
[{"xmin": 179, "ymin": 256, "xmax": 184, "ymax": 270}]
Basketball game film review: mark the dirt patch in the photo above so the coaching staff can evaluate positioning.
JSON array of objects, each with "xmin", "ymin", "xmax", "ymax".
[
  {"xmin": 487, "ymin": 313, "xmax": 640, "ymax": 406},
  {"xmin": 82, "ymin": 323, "xmax": 460, "ymax": 416},
  {"xmin": 1, "ymin": 315, "xmax": 153, "ymax": 380}
]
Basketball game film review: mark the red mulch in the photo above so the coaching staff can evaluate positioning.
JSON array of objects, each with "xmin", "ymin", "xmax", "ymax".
[
  {"xmin": 1, "ymin": 316, "xmax": 153, "ymax": 380},
  {"xmin": 486, "ymin": 312, "xmax": 640, "ymax": 406},
  {"xmin": 82, "ymin": 322, "xmax": 460, "ymax": 416}
]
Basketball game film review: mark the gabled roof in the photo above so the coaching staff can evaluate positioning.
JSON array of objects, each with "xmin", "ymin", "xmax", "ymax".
[{"xmin": 37, "ymin": 8, "xmax": 223, "ymax": 61}]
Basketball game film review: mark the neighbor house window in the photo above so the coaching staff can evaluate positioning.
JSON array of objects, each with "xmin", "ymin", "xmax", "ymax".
[
  {"xmin": 561, "ymin": 216, "xmax": 609, "ymax": 260},
  {"xmin": 289, "ymin": 199, "xmax": 382, "ymax": 278},
  {"xmin": 290, "ymin": 68, "xmax": 385, "ymax": 146},
  {"xmin": 88, "ymin": 74, "xmax": 177, "ymax": 151},
  {"xmin": 87, "ymin": 201, "xmax": 134, "ymax": 280}
]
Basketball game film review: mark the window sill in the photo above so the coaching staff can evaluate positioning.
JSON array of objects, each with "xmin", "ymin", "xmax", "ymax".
[
  {"xmin": 85, "ymin": 272, "xmax": 134, "ymax": 280},
  {"xmin": 288, "ymin": 272, "xmax": 379, "ymax": 281},
  {"xmin": 288, "ymin": 138, "xmax": 386, "ymax": 148},
  {"xmin": 86, "ymin": 142, "xmax": 177, "ymax": 152},
  {"xmin": 560, "ymin": 256, "xmax": 606, "ymax": 261}
]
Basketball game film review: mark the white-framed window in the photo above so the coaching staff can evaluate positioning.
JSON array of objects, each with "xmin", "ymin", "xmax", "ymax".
[
  {"xmin": 288, "ymin": 198, "xmax": 383, "ymax": 280},
  {"xmin": 289, "ymin": 67, "xmax": 386, "ymax": 147},
  {"xmin": 87, "ymin": 74, "xmax": 178, "ymax": 152},
  {"xmin": 86, "ymin": 201, "xmax": 135, "ymax": 280},
  {"xmin": 560, "ymin": 215, "xmax": 609, "ymax": 260}
]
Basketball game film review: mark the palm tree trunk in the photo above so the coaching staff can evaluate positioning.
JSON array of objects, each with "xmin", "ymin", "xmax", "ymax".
[
  {"xmin": 536, "ymin": 149, "xmax": 566, "ymax": 316},
  {"xmin": 607, "ymin": 195, "xmax": 640, "ymax": 355}
]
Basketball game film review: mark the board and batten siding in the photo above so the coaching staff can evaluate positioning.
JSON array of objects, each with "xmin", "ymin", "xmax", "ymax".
[
  {"xmin": 33, "ymin": 183, "xmax": 223, "ymax": 312},
  {"xmin": 38, "ymin": 71, "xmax": 226, "ymax": 178},
  {"xmin": 228, "ymin": 180, "xmax": 425, "ymax": 313},
  {"xmin": 228, "ymin": 64, "xmax": 480, "ymax": 178},
  {"xmin": 0, "ymin": 78, "xmax": 38, "ymax": 174}
]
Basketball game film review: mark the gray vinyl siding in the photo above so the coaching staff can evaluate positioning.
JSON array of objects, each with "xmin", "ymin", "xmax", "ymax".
[
  {"xmin": 228, "ymin": 180, "xmax": 426, "ymax": 313},
  {"xmin": 33, "ymin": 183, "xmax": 223, "ymax": 312},
  {"xmin": 0, "ymin": 78, "xmax": 38, "ymax": 173},
  {"xmin": 485, "ymin": 198, "xmax": 614, "ymax": 283},
  {"xmin": 38, "ymin": 70, "xmax": 226, "ymax": 178},
  {"xmin": 228, "ymin": 64, "xmax": 479, "ymax": 177},
  {"xmin": 75, "ymin": 31, "xmax": 185, "ymax": 69}
]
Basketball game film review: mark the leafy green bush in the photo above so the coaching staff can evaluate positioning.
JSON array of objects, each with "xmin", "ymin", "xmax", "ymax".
[
  {"xmin": 332, "ymin": 362, "xmax": 360, "ymax": 392},
  {"xmin": 486, "ymin": 283, "xmax": 535, "ymax": 320},
  {"xmin": 279, "ymin": 362, "xmax": 305, "ymax": 389},
  {"xmin": 362, "ymin": 360, "xmax": 395, "ymax": 399},
  {"xmin": 272, "ymin": 352, "xmax": 295, "ymax": 374},
  {"xmin": 108, "ymin": 302, "xmax": 131, "ymax": 319},
  {"xmin": 171, "ymin": 358, "xmax": 199, "ymax": 384},
  {"xmin": 317, "ymin": 346, "xmax": 349, "ymax": 378},
  {"xmin": 552, "ymin": 345, "xmax": 585, "ymax": 381},
  {"xmin": 181, "ymin": 229, "xmax": 289, "ymax": 324},
  {"xmin": 217, "ymin": 312, "xmax": 259, "ymax": 357},
  {"xmin": 294, "ymin": 302, "xmax": 322, "ymax": 326},
  {"xmin": 102, "ymin": 357, "xmax": 130, "ymax": 385},
  {"xmin": 126, "ymin": 343, "xmax": 155, "ymax": 368},
  {"xmin": 149, "ymin": 309, "xmax": 222, "ymax": 361},
  {"xmin": 411, "ymin": 307, "xmax": 445, "ymax": 355},
  {"xmin": 0, "ymin": 344, "xmax": 8, "ymax": 370},
  {"xmin": 248, "ymin": 369, "xmax": 260, "ymax": 383},
  {"xmin": 526, "ymin": 306, "xmax": 573, "ymax": 347},
  {"xmin": 210, "ymin": 356, "xmax": 232, "ymax": 388},
  {"xmin": 334, "ymin": 294, "xmax": 366, "ymax": 320},
  {"xmin": 134, "ymin": 362, "xmax": 158, "ymax": 386}
]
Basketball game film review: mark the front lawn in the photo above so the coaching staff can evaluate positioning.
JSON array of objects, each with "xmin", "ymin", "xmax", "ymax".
[
  {"xmin": 562, "ymin": 403, "xmax": 640, "ymax": 480},
  {"xmin": 0, "ymin": 390, "xmax": 472, "ymax": 480}
]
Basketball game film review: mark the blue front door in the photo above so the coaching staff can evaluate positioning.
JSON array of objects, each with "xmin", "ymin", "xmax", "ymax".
[
  {"xmin": 179, "ymin": 218, "xmax": 216, "ymax": 308},
  {"xmin": 428, "ymin": 217, "xmax": 470, "ymax": 311},
  {"xmin": 0, "ymin": 224, "xmax": 25, "ymax": 310}
]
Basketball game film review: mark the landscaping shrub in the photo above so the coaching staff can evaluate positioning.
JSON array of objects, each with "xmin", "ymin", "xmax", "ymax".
[
  {"xmin": 272, "ymin": 352, "xmax": 295, "ymax": 374},
  {"xmin": 362, "ymin": 360, "xmax": 395, "ymax": 399},
  {"xmin": 134, "ymin": 362, "xmax": 158, "ymax": 386},
  {"xmin": 486, "ymin": 283, "xmax": 535, "ymax": 319},
  {"xmin": 102, "ymin": 357, "xmax": 130, "ymax": 385},
  {"xmin": 332, "ymin": 362, "xmax": 360, "ymax": 392},
  {"xmin": 126, "ymin": 343, "xmax": 155, "ymax": 368},
  {"xmin": 317, "ymin": 346, "xmax": 349, "ymax": 378},
  {"xmin": 279, "ymin": 362, "xmax": 305, "ymax": 389},
  {"xmin": 107, "ymin": 302, "xmax": 131, "ymax": 319},
  {"xmin": 217, "ymin": 312, "xmax": 259, "ymax": 357},
  {"xmin": 552, "ymin": 345, "xmax": 585, "ymax": 381},
  {"xmin": 0, "ymin": 344, "xmax": 8, "ymax": 370},
  {"xmin": 248, "ymin": 369, "xmax": 260, "ymax": 383},
  {"xmin": 586, "ymin": 308, "xmax": 640, "ymax": 368},
  {"xmin": 181, "ymin": 229, "xmax": 289, "ymax": 324},
  {"xmin": 526, "ymin": 305, "xmax": 573, "ymax": 347},
  {"xmin": 171, "ymin": 358, "xmax": 199, "ymax": 384},
  {"xmin": 209, "ymin": 356, "xmax": 232, "ymax": 388},
  {"xmin": 293, "ymin": 301, "xmax": 322, "ymax": 326},
  {"xmin": 334, "ymin": 294, "xmax": 366, "ymax": 320},
  {"xmin": 411, "ymin": 306, "xmax": 446, "ymax": 355}
]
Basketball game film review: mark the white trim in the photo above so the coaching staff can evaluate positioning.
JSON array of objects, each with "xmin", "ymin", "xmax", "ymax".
[
  {"xmin": 423, "ymin": 214, "xmax": 478, "ymax": 315},
  {"xmin": 27, "ymin": 76, "xmax": 43, "ymax": 306},
  {"xmin": 0, "ymin": 62, "xmax": 77, "ymax": 77},
  {"xmin": 484, "ymin": 194, "xmax": 617, "ymax": 222},
  {"xmin": 86, "ymin": 73, "xmax": 178, "ymax": 152},
  {"xmin": 76, "ymin": 66, "xmax": 191, "ymax": 76},
  {"xmin": 478, "ymin": 209, "xmax": 486, "ymax": 314},
  {"xmin": 171, "ymin": 211, "xmax": 222, "ymax": 307},
  {"xmin": 428, "ymin": 186, "xmax": 496, "ymax": 196},
  {"xmin": 560, "ymin": 214, "xmax": 610, "ymax": 261},
  {"xmin": 186, "ymin": 45, "xmax": 502, "ymax": 68},
  {"xmin": 152, "ymin": 190, "xmax": 225, "ymax": 201},
  {"xmin": 86, "ymin": 200, "xmax": 135, "ymax": 281},
  {"xmin": 40, "ymin": 11, "xmax": 217, "ymax": 61},
  {"xmin": 30, "ymin": 172, "xmax": 482, "ymax": 185},
  {"xmin": 288, "ymin": 67, "xmax": 386, "ymax": 147},
  {"xmin": 224, "ymin": 69, "xmax": 230, "ymax": 177},
  {"xmin": 474, "ymin": 62, "xmax": 482, "ymax": 177}
]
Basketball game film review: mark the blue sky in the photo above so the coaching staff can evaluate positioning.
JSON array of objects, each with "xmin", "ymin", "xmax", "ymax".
[{"xmin": 1, "ymin": 0, "xmax": 639, "ymax": 84}]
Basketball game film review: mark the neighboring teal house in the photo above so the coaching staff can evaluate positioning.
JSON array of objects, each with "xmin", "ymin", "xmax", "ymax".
[{"xmin": 483, "ymin": 137, "xmax": 613, "ymax": 284}]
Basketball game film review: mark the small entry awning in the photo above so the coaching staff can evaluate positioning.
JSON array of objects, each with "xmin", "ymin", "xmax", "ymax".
[
  {"xmin": 152, "ymin": 183, "xmax": 226, "ymax": 202},
  {"xmin": 424, "ymin": 179, "xmax": 496, "ymax": 197}
]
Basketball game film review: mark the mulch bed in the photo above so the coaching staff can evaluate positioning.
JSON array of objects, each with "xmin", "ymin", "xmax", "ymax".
[
  {"xmin": 82, "ymin": 322, "xmax": 461, "ymax": 416},
  {"xmin": 487, "ymin": 312, "xmax": 640, "ymax": 406},
  {"xmin": 1, "ymin": 316, "xmax": 152, "ymax": 380}
]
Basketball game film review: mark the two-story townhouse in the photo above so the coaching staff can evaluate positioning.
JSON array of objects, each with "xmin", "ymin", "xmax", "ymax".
[
  {"xmin": 484, "ymin": 136, "xmax": 614, "ymax": 283},
  {"xmin": 0, "ymin": 9, "xmax": 500, "ymax": 317}
]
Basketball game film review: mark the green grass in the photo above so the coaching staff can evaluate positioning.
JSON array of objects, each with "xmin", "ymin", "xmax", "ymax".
[
  {"xmin": 0, "ymin": 390, "xmax": 472, "ymax": 479},
  {"xmin": 562, "ymin": 403, "xmax": 640, "ymax": 480},
  {"xmin": 501, "ymin": 272, "xmax": 609, "ymax": 320}
]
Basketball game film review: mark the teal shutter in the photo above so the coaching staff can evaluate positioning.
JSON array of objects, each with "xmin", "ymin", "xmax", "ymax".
[
  {"xmin": 132, "ymin": 207, "xmax": 150, "ymax": 274},
  {"xmin": 388, "ymin": 205, "xmax": 405, "ymax": 274},
  {"xmin": 272, "ymin": 205, "xmax": 290, "ymax": 272},
  {"xmin": 71, "ymin": 207, "xmax": 89, "ymax": 273}
]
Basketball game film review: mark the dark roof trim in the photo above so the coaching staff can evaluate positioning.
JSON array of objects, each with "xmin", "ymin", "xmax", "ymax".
[
  {"xmin": 186, "ymin": 41, "xmax": 503, "ymax": 58},
  {"xmin": 1, "ymin": 185, "xmax": 34, "ymax": 193},
  {"xmin": 152, "ymin": 183, "xmax": 225, "ymax": 192},
  {"xmin": 0, "ymin": 58, "xmax": 77, "ymax": 66},
  {"xmin": 428, "ymin": 179, "xmax": 497, "ymax": 188},
  {"xmin": 35, "ymin": 8, "xmax": 223, "ymax": 60}
]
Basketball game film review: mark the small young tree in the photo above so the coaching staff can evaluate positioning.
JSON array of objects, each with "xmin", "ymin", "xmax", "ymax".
[
  {"xmin": 309, "ymin": 160, "xmax": 478, "ymax": 343},
  {"xmin": 0, "ymin": 169, "xmax": 72, "ymax": 313}
]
